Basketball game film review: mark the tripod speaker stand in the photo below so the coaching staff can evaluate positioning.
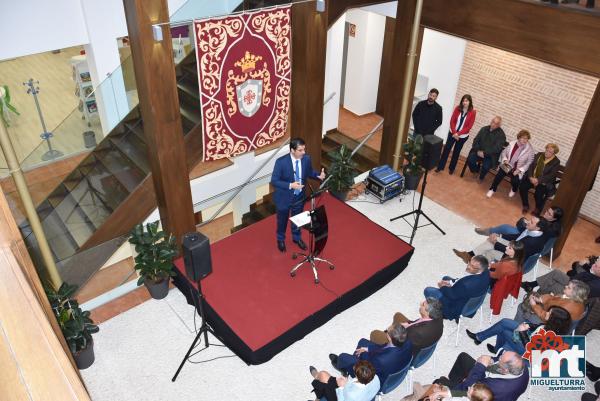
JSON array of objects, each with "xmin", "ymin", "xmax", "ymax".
[{"xmin": 390, "ymin": 134, "xmax": 445, "ymax": 244}]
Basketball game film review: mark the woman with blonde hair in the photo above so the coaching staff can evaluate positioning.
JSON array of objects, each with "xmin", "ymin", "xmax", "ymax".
[
  {"xmin": 486, "ymin": 129, "xmax": 534, "ymax": 198},
  {"xmin": 519, "ymin": 143, "xmax": 561, "ymax": 216}
]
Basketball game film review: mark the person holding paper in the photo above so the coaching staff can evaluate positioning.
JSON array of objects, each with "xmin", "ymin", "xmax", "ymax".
[{"xmin": 271, "ymin": 138, "xmax": 325, "ymax": 253}]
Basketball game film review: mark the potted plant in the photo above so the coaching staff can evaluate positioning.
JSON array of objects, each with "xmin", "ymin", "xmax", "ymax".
[
  {"xmin": 402, "ymin": 134, "xmax": 425, "ymax": 190},
  {"xmin": 325, "ymin": 144, "xmax": 358, "ymax": 201},
  {"xmin": 46, "ymin": 282, "xmax": 99, "ymax": 369},
  {"xmin": 129, "ymin": 221, "xmax": 177, "ymax": 300}
]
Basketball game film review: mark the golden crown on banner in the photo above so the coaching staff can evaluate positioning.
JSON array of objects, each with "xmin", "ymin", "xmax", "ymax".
[{"xmin": 235, "ymin": 51, "xmax": 263, "ymax": 73}]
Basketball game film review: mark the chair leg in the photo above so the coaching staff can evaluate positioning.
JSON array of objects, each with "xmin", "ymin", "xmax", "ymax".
[
  {"xmin": 527, "ymin": 383, "xmax": 532, "ymax": 399},
  {"xmin": 455, "ymin": 317, "xmax": 461, "ymax": 347},
  {"xmin": 549, "ymin": 248, "xmax": 554, "ymax": 269},
  {"xmin": 511, "ymin": 296, "xmax": 516, "ymax": 308},
  {"xmin": 479, "ymin": 308, "xmax": 483, "ymax": 330},
  {"xmin": 408, "ymin": 368, "xmax": 414, "ymax": 395},
  {"xmin": 489, "ymin": 309, "xmax": 493, "ymax": 324}
]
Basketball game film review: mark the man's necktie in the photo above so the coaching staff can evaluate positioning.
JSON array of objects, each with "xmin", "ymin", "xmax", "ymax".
[{"xmin": 294, "ymin": 159, "xmax": 301, "ymax": 195}]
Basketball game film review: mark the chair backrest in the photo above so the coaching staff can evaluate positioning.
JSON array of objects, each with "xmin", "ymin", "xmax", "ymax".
[
  {"xmin": 411, "ymin": 341, "xmax": 438, "ymax": 370},
  {"xmin": 540, "ymin": 236, "xmax": 557, "ymax": 257},
  {"xmin": 570, "ymin": 305, "xmax": 590, "ymax": 334},
  {"xmin": 461, "ymin": 290, "xmax": 489, "ymax": 318},
  {"xmin": 523, "ymin": 253, "xmax": 540, "ymax": 274},
  {"xmin": 379, "ymin": 356, "xmax": 413, "ymax": 395}
]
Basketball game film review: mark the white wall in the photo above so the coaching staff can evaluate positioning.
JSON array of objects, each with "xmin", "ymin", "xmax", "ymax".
[
  {"xmin": 0, "ymin": 0, "xmax": 89, "ymax": 61},
  {"xmin": 417, "ymin": 30, "xmax": 466, "ymax": 140},
  {"xmin": 343, "ymin": 9, "xmax": 386, "ymax": 116},
  {"xmin": 322, "ymin": 13, "xmax": 346, "ymax": 135}
]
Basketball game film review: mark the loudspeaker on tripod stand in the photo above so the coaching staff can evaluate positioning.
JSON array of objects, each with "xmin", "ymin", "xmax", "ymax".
[
  {"xmin": 182, "ymin": 232, "xmax": 212, "ymax": 281},
  {"xmin": 420, "ymin": 135, "xmax": 443, "ymax": 171}
]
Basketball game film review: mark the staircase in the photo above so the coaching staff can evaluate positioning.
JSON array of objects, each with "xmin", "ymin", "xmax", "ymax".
[
  {"xmin": 231, "ymin": 192, "xmax": 276, "ymax": 233},
  {"xmin": 321, "ymin": 129, "xmax": 380, "ymax": 175},
  {"xmin": 19, "ymin": 51, "xmax": 203, "ymax": 288}
]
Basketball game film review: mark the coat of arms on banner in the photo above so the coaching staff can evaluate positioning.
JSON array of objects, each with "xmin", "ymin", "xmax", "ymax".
[{"xmin": 194, "ymin": 6, "xmax": 291, "ymax": 161}]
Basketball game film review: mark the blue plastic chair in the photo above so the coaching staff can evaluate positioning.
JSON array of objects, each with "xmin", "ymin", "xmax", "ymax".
[
  {"xmin": 453, "ymin": 290, "xmax": 489, "ymax": 346},
  {"xmin": 523, "ymin": 253, "xmax": 540, "ymax": 275},
  {"xmin": 407, "ymin": 341, "xmax": 439, "ymax": 394},
  {"xmin": 374, "ymin": 356, "xmax": 413, "ymax": 401},
  {"xmin": 532, "ymin": 237, "xmax": 558, "ymax": 279},
  {"xmin": 570, "ymin": 306, "xmax": 589, "ymax": 335}
]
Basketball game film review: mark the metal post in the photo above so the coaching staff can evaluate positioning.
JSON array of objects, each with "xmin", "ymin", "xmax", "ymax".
[
  {"xmin": 392, "ymin": 0, "xmax": 423, "ymax": 171},
  {"xmin": 0, "ymin": 121, "xmax": 62, "ymax": 289},
  {"xmin": 23, "ymin": 78, "xmax": 63, "ymax": 161}
]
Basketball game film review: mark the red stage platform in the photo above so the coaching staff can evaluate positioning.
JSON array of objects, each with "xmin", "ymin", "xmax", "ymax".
[{"xmin": 173, "ymin": 193, "xmax": 413, "ymax": 364}]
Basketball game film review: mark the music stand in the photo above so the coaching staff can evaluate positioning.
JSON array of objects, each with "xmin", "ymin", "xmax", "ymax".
[{"xmin": 290, "ymin": 191, "xmax": 334, "ymax": 284}]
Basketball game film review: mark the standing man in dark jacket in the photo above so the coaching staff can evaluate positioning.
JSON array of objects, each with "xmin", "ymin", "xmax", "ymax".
[
  {"xmin": 467, "ymin": 116, "xmax": 506, "ymax": 182},
  {"xmin": 412, "ymin": 88, "xmax": 443, "ymax": 137}
]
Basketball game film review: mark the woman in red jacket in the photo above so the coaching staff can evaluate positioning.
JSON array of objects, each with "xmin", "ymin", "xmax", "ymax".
[
  {"xmin": 489, "ymin": 240, "xmax": 525, "ymax": 280},
  {"xmin": 436, "ymin": 94, "xmax": 477, "ymax": 174}
]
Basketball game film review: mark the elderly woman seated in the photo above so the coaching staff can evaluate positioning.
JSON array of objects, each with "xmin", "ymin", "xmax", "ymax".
[{"xmin": 514, "ymin": 279, "xmax": 590, "ymax": 324}]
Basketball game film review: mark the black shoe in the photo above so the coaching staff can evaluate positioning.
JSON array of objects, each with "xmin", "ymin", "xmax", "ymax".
[
  {"xmin": 586, "ymin": 361, "xmax": 600, "ymax": 381},
  {"xmin": 294, "ymin": 238, "xmax": 307, "ymax": 251},
  {"xmin": 466, "ymin": 330, "xmax": 481, "ymax": 345},
  {"xmin": 309, "ymin": 365, "xmax": 318, "ymax": 378},
  {"xmin": 487, "ymin": 344, "xmax": 496, "ymax": 353},
  {"xmin": 277, "ymin": 240, "xmax": 286, "ymax": 253},
  {"xmin": 328, "ymin": 353, "xmax": 339, "ymax": 368},
  {"xmin": 448, "ymin": 169, "xmax": 454, "ymax": 175},
  {"xmin": 435, "ymin": 168, "xmax": 441, "ymax": 173},
  {"xmin": 521, "ymin": 281, "xmax": 537, "ymax": 293}
]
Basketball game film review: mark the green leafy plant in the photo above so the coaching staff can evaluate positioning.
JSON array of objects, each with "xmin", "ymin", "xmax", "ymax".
[
  {"xmin": 402, "ymin": 134, "xmax": 425, "ymax": 176},
  {"xmin": 128, "ymin": 221, "xmax": 177, "ymax": 285},
  {"xmin": 325, "ymin": 144, "xmax": 358, "ymax": 193},
  {"xmin": 46, "ymin": 282, "xmax": 99, "ymax": 354}
]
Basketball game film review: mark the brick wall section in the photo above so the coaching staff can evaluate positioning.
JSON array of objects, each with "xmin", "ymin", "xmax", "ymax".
[{"xmin": 454, "ymin": 42, "xmax": 600, "ymax": 221}]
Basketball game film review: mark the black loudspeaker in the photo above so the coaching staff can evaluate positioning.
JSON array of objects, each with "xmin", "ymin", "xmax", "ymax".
[
  {"xmin": 421, "ymin": 135, "xmax": 443, "ymax": 170},
  {"xmin": 182, "ymin": 232, "xmax": 212, "ymax": 282}
]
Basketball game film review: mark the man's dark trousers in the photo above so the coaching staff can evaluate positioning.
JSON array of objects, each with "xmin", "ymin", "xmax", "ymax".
[{"xmin": 276, "ymin": 193, "xmax": 304, "ymax": 242}]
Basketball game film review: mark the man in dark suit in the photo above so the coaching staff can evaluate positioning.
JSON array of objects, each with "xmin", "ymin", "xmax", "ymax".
[
  {"xmin": 370, "ymin": 297, "xmax": 444, "ymax": 356},
  {"xmin": 428, "ymin": 350, "xmax": 529, "ymax": 401},
  {"xmin": 424, "ymin": 255, "xmax": 491, "ymax": 321},
  {"xmin": 270, "ymin": 138, "xmax": 325, "ymax": 252},
  {"xmin": 329, "ymin": 322, "xmax": 412, "ymax": 384}
]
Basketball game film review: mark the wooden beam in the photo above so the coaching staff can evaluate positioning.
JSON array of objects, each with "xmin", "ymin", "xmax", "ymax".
[
  {"xmin": 421, "ymin": 0, "xmax": 600, "ymax": 77},
  {"xmin": 328, "ymin": 0, "xmax": 387, "ymax": 27},
  {"xmin": 551, "ymin": 82, "xmax": 600, "ymax": 256},
  {"xmin": 291, "ymin": 2, "xmax": 327, "ymax": 168},
  {"xmin": 380, "ymin": 1, "xmax": 422, "ymax": 166},
  {"xmin": 376, "ymin": 16, "xmax": 396, "ymax": 116},
  {"xmin": 123, "ymin": 0, "xmax": 195, "ymax": 245}
]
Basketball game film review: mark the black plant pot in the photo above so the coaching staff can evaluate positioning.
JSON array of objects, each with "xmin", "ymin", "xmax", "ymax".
[
  {"xmin": 74, "ymin": 341, "xmax": 95, "ymax": 370},
  {"xmin": 144, "ymin": 277, "xmax": 170, "ymax": 299},
  {"xmin": 404, "ymin": 173, "xmax": 423, "ymax": 191}
]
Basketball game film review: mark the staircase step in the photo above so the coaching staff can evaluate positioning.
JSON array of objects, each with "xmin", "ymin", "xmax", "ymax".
[
  {"xmin": 180, "ymin": 103, "xmax": 202, "ymax": 126},
  {"xmin": 109, "ymin": 132, "xmax": 151, "ymax": 173},
  {"xmin": 95, "ymin": 146, "xmax": 145, "ymax": 193},
  {"xmin": 48, "ymin": 193, "xmax": 95, "ymax": 249},
  {"xmin": 177, "ymin": 79, "xmax": 200, "ymax": 101},
  {"xmin": 124, "ymin": 119, "xmax": 146, "ymax": 144},
  {"xmin": 40, "ymin": 211, "xmax": 79, "ymax": 261},
  {"xmin": 323, "ymin": 130, "xmax": 379, "ymax": 167}
]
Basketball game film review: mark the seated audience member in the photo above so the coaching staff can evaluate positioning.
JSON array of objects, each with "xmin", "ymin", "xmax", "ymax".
[
  {"xmin": 405, "ymin": 382, "xmax": 493, "ymax": 401},
  {"xmin": 487, "ymin": 129, "xmax": 535, "ymax": 198},
  {"xmin": 369, "ymin": 298, "xmax": 443, "ymax": 356},
  {"xmin": 519, "ymin": 143, "xmax": 561, "ymax": 216},
  {"xmin": 587, "ymin": 361, "xmax": 600, "ymax": 382},
  {"xmin": 522, "ymin": 255, "xmax": 600, "ymax": 298},
  {"xmin": 475, "ymin": 206, "xmax": 563, "ymax": 238},
  {"xmin": 455, "ymin": 216, "xmax": 547, "ymax": 263},
  {"xmin": 581, "ymin": 379, "xmax": 600, "ymax": 401},
  {"xmin": 309, "ymin": 360, "xmax": 380, "ymax": 401},
  {"xmin": 466, "ymin": 306, "xmax": 571, "ymax": 355},
  {"xmin": 466, "ymin": 116, "xmax": 507, "ymax": 182},
  {"xmin": 514, "ymin": 279, "xmax": 590, "ymax": 324},
  {"xmin": 429, "ymin": 351, "xmax": 528, "ymax": 401},
  {"xmin": 329, "ymin": 323, "xmax": 412, "ymax": 385},
  {"xmin": 454, "ymin": 241, "xmax": 524, "ymax": 282},
  {"xmin": 423, "ymin": 255, "xmax": 490, "ymax": 321},
  {"xmin": 567, "ymin": 255, "xmax": 599, "ymax": 278}
]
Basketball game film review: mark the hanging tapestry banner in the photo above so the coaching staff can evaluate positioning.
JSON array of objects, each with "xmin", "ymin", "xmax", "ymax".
[{"xmin": 194, "ymin": 6, "xmax": 292, "ymax": 161}]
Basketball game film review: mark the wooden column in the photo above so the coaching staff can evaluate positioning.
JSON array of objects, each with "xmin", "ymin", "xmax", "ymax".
[
  {"xmin": 123, "ymin": 0, "xmax": 195, "ymax": 245},
  {"xmin": 379, "ymin": 0, "xmax": 423, "ymax": 166},
  {"xmin": 291, "ymin": 2, "xmax": 327, "ymax": 169},
  {"xmin": 376, "ymin": 17, "xmax": 396, "ymax": 116},
  {"xmin": 551, "ymin": 83, "xmax": 600, "ymax": 257}
]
